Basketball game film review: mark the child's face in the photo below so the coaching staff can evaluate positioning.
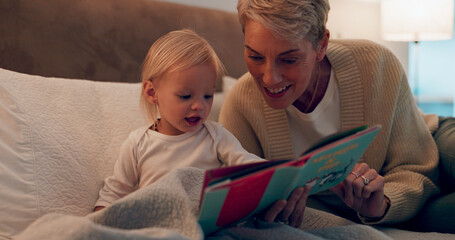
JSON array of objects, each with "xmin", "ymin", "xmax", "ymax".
[{"xmin": 152, "ymin": 62, "xmax": 217, "ymax": 135}]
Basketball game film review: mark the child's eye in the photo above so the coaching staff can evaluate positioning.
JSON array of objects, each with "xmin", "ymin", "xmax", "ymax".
[
  {"xmin": 204, "ymin": 94, "xmax": 213, "ymax": 100},
  {"xmin": 179, "ymin": 95, "xmax": 191, "ymax": 100}
]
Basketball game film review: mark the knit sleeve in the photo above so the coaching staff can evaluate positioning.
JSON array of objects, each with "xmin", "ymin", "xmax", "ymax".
[{"xmin": 368, "ymin": 58, "xmax": 440, "ymax": 225}]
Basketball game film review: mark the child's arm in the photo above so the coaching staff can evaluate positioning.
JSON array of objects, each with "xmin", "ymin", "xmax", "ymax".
[
  {"xmin": 213, "ymin": 122, "xmax": 265, "ymax": 166},
  {"xmin": 94, "ymin": 134, "xmax": 140, "ymax": 210}
]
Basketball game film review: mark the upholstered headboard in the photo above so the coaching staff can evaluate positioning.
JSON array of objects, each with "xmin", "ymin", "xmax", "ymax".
[{"xmin": 0, "ymin": 0, "xmax": 246, "ymax": 90}]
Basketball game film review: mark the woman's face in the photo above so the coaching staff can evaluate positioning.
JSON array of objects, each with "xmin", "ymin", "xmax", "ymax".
[{"xmin": 244, "ymin": 20, "xmax": 323, "ymax": 109}]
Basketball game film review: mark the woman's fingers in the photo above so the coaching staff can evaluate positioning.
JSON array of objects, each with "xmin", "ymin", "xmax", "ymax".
[
  {"xmin": 361, "ymin": 173, "xmax": 385, "ymax": 199},
  {"xmin": 342, "ymin": 163, "xmax": 383, "ymax": 206},
  {"xmin": 261, "ymin": 186, "xmax": 310, "ymax": 228},
  {"xmin": 344, "ymin": 163, "xmax": 369, "ymax": 206},
  {"xmin": 262, "ymin": 199, "xmax": 287, "ymax": 222},
  {"xmin": 288, "ymin": 186, "xmax": 310, "ymax": 227},
  {"xmin": 277, "ymin": 187, "xmax": 304, "ymax": 223},
  {"xmin": 330, "ymin": 162, "xmax": 387, "ymax": 217}
]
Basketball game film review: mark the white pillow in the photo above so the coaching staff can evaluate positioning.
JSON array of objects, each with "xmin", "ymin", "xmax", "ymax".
[
  {"xmin": 0, "ymin": 68, "xmax": 147, "ymax": 239},
  {"xmin": 207, "ymin": 76, "xmax": 238, "ymax": 122},
  {"xmin": 222, "ymin": 75, "xmax": 237, "ymax": 95}
]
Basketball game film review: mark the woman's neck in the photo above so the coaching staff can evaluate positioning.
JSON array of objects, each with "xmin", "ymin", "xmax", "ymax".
[{"xmin": 293, "ymin": 57, "xmax": 331, "ymax": 113}]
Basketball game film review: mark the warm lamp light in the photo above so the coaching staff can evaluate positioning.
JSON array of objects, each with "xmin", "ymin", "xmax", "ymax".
[
  {"xmin": 381, "ymin": 0, "xmax": 454, "ymax": 42},
  {"xmin": 380, "ymin": 0, "xmax": 454, "ymax": 104}
]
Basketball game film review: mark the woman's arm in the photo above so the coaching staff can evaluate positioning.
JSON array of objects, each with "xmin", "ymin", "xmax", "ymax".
[
  {"xmin": 377, "ymin": 78, "xmax": 440, "ymax": 223},
  {"xmin": 357, "ymin": 45, "xmax": 439, "ymax": 223}
]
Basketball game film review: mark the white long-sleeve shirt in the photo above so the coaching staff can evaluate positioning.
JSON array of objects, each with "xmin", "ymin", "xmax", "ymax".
[{"xmin": 95, "ymin": 120, "xmax": 263, "ymax": 207}]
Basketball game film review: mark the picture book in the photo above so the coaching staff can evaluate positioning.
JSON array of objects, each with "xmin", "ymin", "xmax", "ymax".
[{"xmin": 198, "ymin": 124, "xmax": 381, "ymax": 235}]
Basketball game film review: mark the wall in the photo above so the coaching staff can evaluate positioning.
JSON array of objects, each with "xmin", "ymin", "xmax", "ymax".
[
  {"xmin": 407, "ymin": 2, "xmax": 455, "ymax": 116},
  {"xmin": 158, "ymin": 0, "xmax": 408, "ymax": 73},
  {"xmin": 409, "ymin": 19, "xmax": 455, "ymax": 100},
  {"xmin": 157, "ymin": 0, "xmax": 236, "ymax": 12},
  {"xmin": 327, "ymin": 0, "xmax": 408, "ymax": 74}
]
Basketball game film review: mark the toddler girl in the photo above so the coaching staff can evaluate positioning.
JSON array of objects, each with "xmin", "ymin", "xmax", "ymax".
[{"xmin": 94, "ymin": 29, "xmax": 263, "ymax": 211}]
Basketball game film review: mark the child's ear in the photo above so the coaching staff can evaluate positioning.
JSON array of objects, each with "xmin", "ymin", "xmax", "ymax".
[{"xmin": 143, "ymin": 80, "xmax": 158, "ymax": 104}]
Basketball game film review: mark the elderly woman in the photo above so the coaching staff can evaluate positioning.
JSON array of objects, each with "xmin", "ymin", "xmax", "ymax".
[{"xmin": 220, "ymin": 0, "xmax": 441, "ymax": 229}]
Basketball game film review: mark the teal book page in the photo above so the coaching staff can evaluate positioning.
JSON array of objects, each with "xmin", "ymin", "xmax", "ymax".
[
  {"xmin": 301, "ymin": 125, "xmax": 368, "ymax": 155},
  {"xmin": 198, "ymin": 188, "xmax": 229, "ymax": 234},
  {"xmin": 257, "ymin": 125, "xmax": 380, "ymax": 205},
  {"xmin": 296, "ymin": 125, "xmax": 380, "ymax": 195}
]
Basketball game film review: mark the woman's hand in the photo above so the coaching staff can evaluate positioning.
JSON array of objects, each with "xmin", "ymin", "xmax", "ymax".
[
  {"xmin": 260, "ymin": 185, "xmax": 311, "ymax": 227},
  {"xmin": 331, "ymin": 163, "xmax": 388, "ymax": 218}
]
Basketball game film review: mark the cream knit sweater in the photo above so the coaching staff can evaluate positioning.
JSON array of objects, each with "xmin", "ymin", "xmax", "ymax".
[{"xmin": 219, "ymin": 39, "xmax": 440, "ymax": 225}]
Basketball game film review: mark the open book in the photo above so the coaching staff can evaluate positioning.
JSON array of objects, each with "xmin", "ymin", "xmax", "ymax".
[{"xmin": 198, "ymin": 125, "xmax": 381, "ymax": 234}]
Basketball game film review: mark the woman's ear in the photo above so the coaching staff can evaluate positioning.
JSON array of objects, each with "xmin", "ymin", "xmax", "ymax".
[
  {"xmin": 143, "ymin": 80, "xmax": 158, "ymax": 105},
  {"xmin": 316, "ymin": 29, "xmax": 330, "ymax": 62}
]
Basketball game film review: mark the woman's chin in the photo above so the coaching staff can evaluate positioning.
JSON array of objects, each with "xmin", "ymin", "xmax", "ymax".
[
  {"xmin": 261, "ymin": 88, "xmax": 293, "ymax": 109},
  {"xmin": 263, "ymin": 98, "xmax": 291, "ymax": 109}
]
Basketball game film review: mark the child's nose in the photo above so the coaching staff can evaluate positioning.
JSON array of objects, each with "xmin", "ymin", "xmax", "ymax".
[{"xmin": 191, "ymin": 99, "xmax": 204, "ymax": 110}]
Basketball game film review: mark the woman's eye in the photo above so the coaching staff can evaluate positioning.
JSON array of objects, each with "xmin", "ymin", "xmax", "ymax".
[
  {"xmin": 248, "ymin": 55, "xmax": 264, "ymax": 62},
  {"xmin": 281, "ymin": 58, "xmax": 297, "ymax": 64}
]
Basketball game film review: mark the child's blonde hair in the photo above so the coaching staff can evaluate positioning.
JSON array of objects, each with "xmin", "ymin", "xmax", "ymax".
[{"xmin": 140, "ymin": 29, "xmax": 226, "ymax": 123}]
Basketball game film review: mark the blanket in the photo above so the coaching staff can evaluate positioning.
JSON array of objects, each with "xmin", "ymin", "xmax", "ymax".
[{"xmin": 14, "ymin": 167, "xmax": 455, "ymax": 240}]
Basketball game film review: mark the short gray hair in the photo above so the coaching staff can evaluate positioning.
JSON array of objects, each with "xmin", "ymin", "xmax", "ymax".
[{"xmin": 237, "ymin": 0, "xmax": 330, "ymax": 48}]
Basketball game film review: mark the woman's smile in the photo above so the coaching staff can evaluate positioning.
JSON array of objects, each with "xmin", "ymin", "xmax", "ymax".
[{"xmin": 264, "ymin": 84, "xmax": 291, "ymax": 98}]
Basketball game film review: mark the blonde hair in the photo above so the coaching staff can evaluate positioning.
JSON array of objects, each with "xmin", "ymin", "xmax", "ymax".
[
  {"xmin": 237, "ymin": 0, "xmax": 330, "ymax": 48},
  {"xmin": 140, "ymin": 29, "xmax": 225, "ymax": 123}
]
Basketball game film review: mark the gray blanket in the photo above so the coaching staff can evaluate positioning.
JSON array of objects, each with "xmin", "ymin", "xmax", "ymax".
[{"xmin": 15, "ymin": 167, "xmax": 455, "ymax": 240}]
